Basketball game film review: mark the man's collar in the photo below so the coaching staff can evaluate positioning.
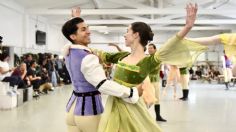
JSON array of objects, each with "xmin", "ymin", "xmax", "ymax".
[
  {"xmin": 61, "ymin": 44, "xmax": 92, "ymax": 57},
  {"xmin": 70, "ymin": 44, "xmax": 92, "ymax": 52}
]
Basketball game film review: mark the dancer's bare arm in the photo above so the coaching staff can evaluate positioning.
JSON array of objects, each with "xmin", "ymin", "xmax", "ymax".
[
  {"xmin": 187, "ymin": 35, "xmax": 221, "ymax": 45},
  {"xmin": 177, "ymin": 3, "xmax": 198, "ymax": 38},
  {"xmin": 108, "ymin": 43, "xmax": 123, "ymax": 52}
]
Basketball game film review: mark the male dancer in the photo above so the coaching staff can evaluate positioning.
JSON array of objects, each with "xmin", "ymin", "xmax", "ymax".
[
  {"xmin": 179, "ymin": 67, "xmax": 189, "ymax": 101},
  {"xmin": 62, "ymin": 12, "xmax": 141, "ymax": 132},
  {"xmin": 148, "ymin": 43, "xmax": 167, "ymax": 122}
]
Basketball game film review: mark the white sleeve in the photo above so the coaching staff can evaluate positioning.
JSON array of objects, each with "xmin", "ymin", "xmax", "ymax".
[
  {"xmin": 81, "ymin": 54, "xmax": 107, "ymax": 86},
  {"xmin": 81, "ymin": 54, "xmax": 134, "ymax": 98}
]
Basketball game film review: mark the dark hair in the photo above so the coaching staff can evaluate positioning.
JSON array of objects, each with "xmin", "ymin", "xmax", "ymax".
[
  {"xmin": 131, "ymin": 22, "xmax": 154, "ymax": 47},
  {"xmin": 148, "ymin": 43, "xmax": 156, "ymax": 49},
  {"xmin": 0, "ymin": 52, "xmax": 9, "ymax": 61},
  {"xmin": 0, "ymin": 36, "xmax": 2, "ymax": 44},
  {"xmin": 30, "ymin": 60, "xmax": 36, "ymax": 67},
  {"xmin": 62, "ymin": 17, "xmax": 84, "ymax": 44},
  {"xmin": 53, "ymin": 54, "xmax": 58, "ymax": 58},
  {"xmin": 143, "ymin": 46, "xmax": 147, "ymax": 52},
  {"xmin": 26, "ymin": 54, "xmax": 32, "ymax": 59}
]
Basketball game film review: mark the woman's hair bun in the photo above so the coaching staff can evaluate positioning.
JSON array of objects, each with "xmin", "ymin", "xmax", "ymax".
[{"xmin": 148, "ymin": 32, "xmax": 154, "ymax": 41}]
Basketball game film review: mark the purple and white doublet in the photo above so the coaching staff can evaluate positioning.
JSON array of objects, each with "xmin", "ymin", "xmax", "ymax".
[{"xmin": 65, "ymin": 48, "xmax": 103, "ymax": 116}]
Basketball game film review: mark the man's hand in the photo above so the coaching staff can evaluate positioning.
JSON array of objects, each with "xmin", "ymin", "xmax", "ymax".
[{"xmin": 71, "ymin": 7, "xmax": 81, "ymax": 18}]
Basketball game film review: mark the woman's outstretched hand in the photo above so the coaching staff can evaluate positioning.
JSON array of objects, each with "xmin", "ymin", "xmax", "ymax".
[
  {"xmin": 185, "ymin": 3, "xmax": 198, "ymax": 29},
  {"xmin": 177, "ymin": 3, "xmax": 198, "ymax": 38}
]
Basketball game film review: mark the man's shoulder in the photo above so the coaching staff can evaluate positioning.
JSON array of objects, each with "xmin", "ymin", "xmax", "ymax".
[{"xmin": 70, "ymin": 48, "xmax": 92, "ymax": 56}]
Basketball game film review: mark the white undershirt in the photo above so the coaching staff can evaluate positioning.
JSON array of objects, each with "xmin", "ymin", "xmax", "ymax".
[{"xmin": 0, "ymin": 61, "xmax": 10, "ymax": 81}]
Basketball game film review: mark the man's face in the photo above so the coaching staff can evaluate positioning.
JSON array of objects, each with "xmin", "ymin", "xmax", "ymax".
[
  {"xmin": 27, "ymin": 55, "xmax": 32, "ymax": 61},
  {"xmin": 70, "ymin": 22, "xmax": 91, "ymax": 45},
  {"xmin": 32, "ymin": 62, "xmax": 37, "ymax": 68},
  {"xmin": 148, "ymin": 45, "xmax": 156, "ymax": 54},
  {"xmin": 4, "ymin": 56, "xmax": 10, "ymax": 62}
]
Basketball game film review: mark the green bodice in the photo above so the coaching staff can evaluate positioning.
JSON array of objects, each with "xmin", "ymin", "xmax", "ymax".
[
  {"xmin": 113, "ymin": 57, "xmax": 161, "ymax": 87},
  {"xmin": 179, "ymin": 67, "xmax": 188, "ymax": 75}
]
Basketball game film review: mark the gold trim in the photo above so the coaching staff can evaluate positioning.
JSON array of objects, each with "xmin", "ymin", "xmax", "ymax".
[{"xmin": 117, "ymin": 61, "xmax": 140, "ymax": 72}]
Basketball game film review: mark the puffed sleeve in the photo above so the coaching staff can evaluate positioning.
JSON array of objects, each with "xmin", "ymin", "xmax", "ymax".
[
  {"xmin": 220, "ymin": 33, "xmax": 236, "ymax": 58},
  {"xmin": 155, "ymin": 35, "xmax": 208, "ymax": 67}
]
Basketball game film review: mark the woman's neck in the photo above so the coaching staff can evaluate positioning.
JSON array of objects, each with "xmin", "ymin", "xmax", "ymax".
[{"xmin": 130, "ymin": 42, "xmax": 145, "ymax": 58}]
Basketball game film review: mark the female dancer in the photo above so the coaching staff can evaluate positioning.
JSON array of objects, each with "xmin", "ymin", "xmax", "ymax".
[
  {"xmin": 68, "ymin": 3, "xmax": 206, "ymax": 132},
  {"xmin": 94, "ymin": 4, "xmax": 206, "ymax": 132},
  {"xmin": 162, "ymin": 65, "xmax": 180, "ymax": 99},
  {"xmin": 188, "ymin": 33, "xmax": 236, "ymax": 89}
]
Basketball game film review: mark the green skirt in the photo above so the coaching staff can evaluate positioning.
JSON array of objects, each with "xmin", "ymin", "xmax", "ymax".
[{"xmin": 98, "ymin": 96, "xmax": 162, "ymax": 132}]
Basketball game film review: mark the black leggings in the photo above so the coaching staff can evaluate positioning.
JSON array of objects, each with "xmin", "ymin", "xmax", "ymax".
[{"xmin": 2, "ymin": 76, "xmax": 22, "ymax": 87}]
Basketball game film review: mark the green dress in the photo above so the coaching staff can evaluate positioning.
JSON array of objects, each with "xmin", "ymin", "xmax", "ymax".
[{"xmin": 94, "ymin": 35, "xmax": 207, "ymax": 132}]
